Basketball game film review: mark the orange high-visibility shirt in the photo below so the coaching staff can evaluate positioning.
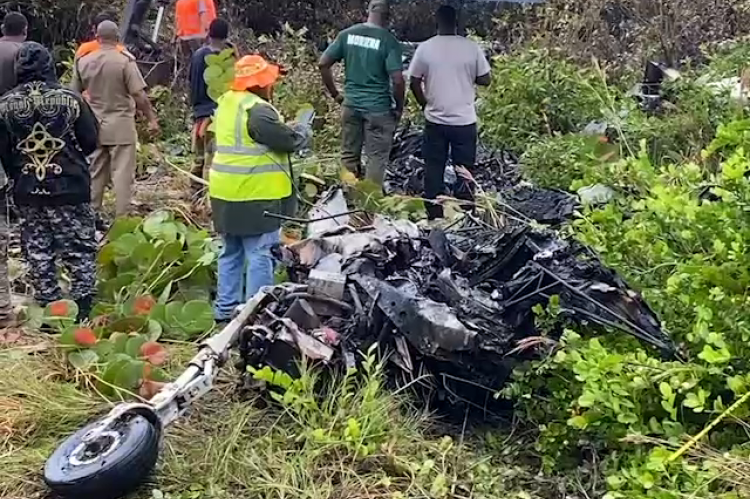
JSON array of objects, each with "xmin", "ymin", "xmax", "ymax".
[
  {"xmin": 176, "ymin": 0, "xmax": 217, "ymax": 40},
  {"xmin": 76, "ymin": 40, "xmax": 126, "ymax": 59}
]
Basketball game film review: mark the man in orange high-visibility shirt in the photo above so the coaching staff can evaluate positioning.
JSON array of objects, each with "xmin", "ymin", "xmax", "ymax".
[
  {"xmin": 176, "ymin": 0, "xmax": 217, "ymax": 53},
  {"xmin": 75, "ymin": 12, "xmax": 125, "ymax": 60}
]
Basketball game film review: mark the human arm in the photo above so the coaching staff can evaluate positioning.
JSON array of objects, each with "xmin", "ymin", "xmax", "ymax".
[
  {"xmin": 319, "ymin": 34, "xmax": 344, "ymax": 104},
  {"xmin": 475, "ymin": 45, "xmax": 492, "ymax": 87},
  {"xmin": 125, "ymin": 60, "xmax": 160, "ymax": 133},
  {"xmin": 75, "ymin": 98, "xmax": 100, "ymax": 156},
  {"xmin": 386, "ymin": 37, "xmax": 405, "ymax": 118},
  {"xmin": 391, "ymin": 72, "xmax": 406, "ymax": 119},
  {"xmin": 70, "ymin": 60, "xmax": 84, "ymax": 94},
  {"xmin": 410, "ymin": 76, "xmax": 427, "ymax": 109},
  {"xmin": 476, "ymin": 73, "xmax": 491, "ymax": 87},
  {"xmin": 0, "ymin": 121, "xmax": 13, "ymax": 182},
  {"xmin": 408, "ymin": 46, "xmax": 428, "ymax": 109},
  {"xmin": 247, "ymin": 104, "xmax": 308, "ymax": 154},
  {"xmin": 188, "ymin": 49, "xmax": 205, "ymax": 107}
]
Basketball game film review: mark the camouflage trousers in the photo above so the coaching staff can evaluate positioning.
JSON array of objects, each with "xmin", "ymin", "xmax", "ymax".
[
  {"xmin": 0, "ymin": 198, "xmax": 11, "ymax": 318},
  {"xmin": 18, "ymin": 204, "xmax": 97, "ymax": 305}
]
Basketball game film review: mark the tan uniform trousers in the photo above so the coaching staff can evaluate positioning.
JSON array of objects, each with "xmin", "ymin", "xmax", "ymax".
[{"xmin": 89, "ymin": 144, "xmax": 137, "ymax": 216}]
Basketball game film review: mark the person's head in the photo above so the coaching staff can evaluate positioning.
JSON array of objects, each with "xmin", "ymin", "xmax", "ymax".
[
  {"xmin": 208, "ymin": 18, "xmax": 229, "ymax": 42},
  {"xmin": 93, "ymin": 11, "xmax": 116, "ymax": 34},
  {"xmin": 436, "ymin": 5, "xmax": 458, "ymax": 35},
  {"xmin": 367, "ymin": 0, "xmax": 390, "ymax": 26},
  {"xmin": 15, "ymin": 42, "xmax": 56, "ymax": 84},
  {"xmin": 232, "ymin": 55, "xmax": 280, "ymax": 100},
  {"xmin": 96, "ymin": 20, "xmax": 120, "ymax": 46},
  {"xmin": 2, "ymin": 12, "xmax": 28, "ymax": 40}
]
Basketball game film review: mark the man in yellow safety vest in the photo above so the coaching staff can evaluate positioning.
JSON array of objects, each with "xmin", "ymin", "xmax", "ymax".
[{"xmin": 210, "ymin": 54, "xmax": 309, "ymax": 321}]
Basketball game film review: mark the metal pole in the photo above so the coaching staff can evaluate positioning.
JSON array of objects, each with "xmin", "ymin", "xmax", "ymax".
[{"xmin": 152, "ymin": 6, "xmax": 165, "ymax": 43}]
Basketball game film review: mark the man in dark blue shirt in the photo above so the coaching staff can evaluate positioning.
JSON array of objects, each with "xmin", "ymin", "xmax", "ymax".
[{"xmin": 188, "ymin": 18, "xmax": 233, "ymax": 195}]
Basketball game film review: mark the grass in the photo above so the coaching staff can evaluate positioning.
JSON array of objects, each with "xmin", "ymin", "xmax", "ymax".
[{"xmin": 0, "ymin": 333, "xmax": 549, "ymax": 499}]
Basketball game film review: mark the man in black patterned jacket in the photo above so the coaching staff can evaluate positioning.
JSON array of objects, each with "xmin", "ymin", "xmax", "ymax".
[{"xmin": 0, "ymin": 42, "xmax": 100, "ymax": 321}]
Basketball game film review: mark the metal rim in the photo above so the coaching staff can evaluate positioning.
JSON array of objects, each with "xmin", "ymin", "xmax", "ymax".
[{"xmin": 69, "ymin": 430, "xmax": 122, "ymax": 466}]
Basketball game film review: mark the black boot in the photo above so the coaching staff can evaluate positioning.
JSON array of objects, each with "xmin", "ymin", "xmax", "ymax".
[{"xmin": 76, "ymin": 295, "xmax": 94, "ymax": 323}]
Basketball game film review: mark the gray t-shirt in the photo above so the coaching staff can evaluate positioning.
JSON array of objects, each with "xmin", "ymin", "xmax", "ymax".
[
  {"xmin": 0, "ymin": 39, "xmax": 22, "ymax": 96},
  {"xmin": 409, "ymin": 35, "xmax": 491, "ymax": 126}
]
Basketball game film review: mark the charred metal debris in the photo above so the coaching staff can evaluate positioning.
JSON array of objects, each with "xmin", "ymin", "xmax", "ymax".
[{"xmin": 238, "ymin": 129, "xmax": 674, "ymax": 411}]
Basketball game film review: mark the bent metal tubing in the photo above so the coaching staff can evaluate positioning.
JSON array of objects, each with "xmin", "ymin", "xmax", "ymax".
[{"xmin": 81, "ymin": 283, "xmax": 306, "ymax": 441}]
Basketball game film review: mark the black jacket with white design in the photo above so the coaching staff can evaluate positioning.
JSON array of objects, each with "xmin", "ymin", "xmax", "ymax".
[{"xmin": 0, "ymin": 42, "xmax": 99, "ymax": 207}]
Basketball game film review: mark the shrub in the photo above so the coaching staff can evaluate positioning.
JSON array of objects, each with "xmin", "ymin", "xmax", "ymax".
[
  {"xmin": 479, "ymin": 49, "xmax": 610, "ymax": 154},
  {"xmin": 521, "ymin": 133, "xmax": 618, "ymax": 190}
]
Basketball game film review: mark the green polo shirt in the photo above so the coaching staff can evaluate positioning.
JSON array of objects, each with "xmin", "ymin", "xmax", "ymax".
[{"xmin": 323, "ymin": 23, "xmax": 403, "ymax": 113}]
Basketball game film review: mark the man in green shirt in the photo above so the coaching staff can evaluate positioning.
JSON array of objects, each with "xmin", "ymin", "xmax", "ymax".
[{"xmin": 319, "ymin": 0, "xmax": 405, "ymax": 186}]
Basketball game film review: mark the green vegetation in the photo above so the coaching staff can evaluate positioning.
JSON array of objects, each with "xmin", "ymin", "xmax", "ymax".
[
  {"xmin": 6, "ymin": 13, "xmax": 750, "ymax": 499},
  {"xmin": 493, "ymin": 44, "xmax": 750, "ymax": 499}
]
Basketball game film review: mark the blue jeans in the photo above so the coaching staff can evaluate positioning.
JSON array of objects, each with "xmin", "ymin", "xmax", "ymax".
[{"xmin": 214, "ymin": 230, "xmax": 279, "ymax": 320}]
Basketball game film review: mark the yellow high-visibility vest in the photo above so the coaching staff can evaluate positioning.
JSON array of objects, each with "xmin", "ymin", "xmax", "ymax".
[{"xmin": 209, "ymin": 90, "xmax": 292, "ymax": 202}]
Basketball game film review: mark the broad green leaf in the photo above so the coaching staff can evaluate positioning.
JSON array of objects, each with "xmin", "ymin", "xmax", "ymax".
[
  {"xmin": 147, "ymin": 320, "xmax": 163, "ymax": 341},
  {"xmin": 95, "ymin": 340, "xmax": 115, "ymax": 359},
  {"xmin": 131, "ymin": 242, "xmax": 159, "ymax": 268},
  {"xmin": 728, "ymin": 375, "xmax": 746, "ymax": 395},
  {"xmin": 110, "ymin": 332, "xmax": 129, "ymax": 354},
  {"xmin": 203, "ymin": 65, "xmax": 223, "ymax": 82},
  {"xmin": 143, "ymin": 210, "xmax": 171, "ymax": 238},
  {"xmin": 659, "ymin": 382, "xmax": 673, "ymax": 399},
  {"xmin": 108, "ymin": 217, "xmax": 143, "ymax": 242},
  {"xmin": 125, "ymin": 335, "xmax": 148, "ymax": 359},
  {"xmin": 59, "ymin": 326, "xmax": 78, "ymax": 347},
  {"xmin": 101, "ymin": 271, "xmax": 138, "ymax": 300},
  {"xmin": 205, "ymin": 53, "xmax": 223, "ymax": 65},
  {"xmin": 158, "ymin": 281, "xmax": 174, "ymax": 304},
  {"xmin": 21, "ymin": 304, "xmax": 44, "ymax": 330},
  {"xmin": 567, "ymin": 415, "xmax": 588, "ymax": 429},
  {"xmin": 112, "ymin": 233, "xmax": 144, "ymax": 257},
  {"xmin": 114, "ymin": 359, "xmax": 146, "ymax": 391},
  {"xmin": 577, "ymin": 391, "xmax": 596, "ymax": 408},
  {"xmin": 68, "ymin": 350, "xmax": 99, "ymax": 370},
  {"xmin": 161, "ymin": 241, "xmax": 184, "ymax": 264},
  {"xmin": 99, "ymin": 354, "xmax": 132, "ymax": 396},
  {"xmin": 698, "ymin": 345, "xmax": 731, "ymax": 364},
  {"xmin": 109, "ymin": 316, "xmax": 147, "ymax": 334},
  {"xmin": 150, "ymin": 303, "xmax": 167, "ymax": 325}
]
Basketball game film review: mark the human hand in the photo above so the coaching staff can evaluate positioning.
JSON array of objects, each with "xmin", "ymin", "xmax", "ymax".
[
  {"xmin": 392, "ymin": 108, "xmax": 403, "ymax": 123},
  {"xmin": 334, "ymin": 93, "xmax": 344, "ymax": 105},
  {"xmin": 148, "ymin": 119, "xmax": 160, "ymax": 135}
]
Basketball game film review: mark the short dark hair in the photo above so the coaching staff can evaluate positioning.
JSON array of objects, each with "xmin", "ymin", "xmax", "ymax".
[
  {"xmin": 208, "ymin": 18, "xmax": 229, "ymax": 40},
  {"xmin": 436, "ymin": 5, "xmax": 457, "ymax": 28},
  {"xmin": 94, "ymin": 11, "xmax": 116, "ymax": 27},
  {"xmin": 2, "ymin": 12, "xmax": 28, "ymax": 37}
]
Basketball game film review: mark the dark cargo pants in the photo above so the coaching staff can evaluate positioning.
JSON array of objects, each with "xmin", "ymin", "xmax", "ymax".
[
  {"xmin": 0, "ymin": 196, "xmax": 11, "ymax": 320},
  {"xmin": 18, "ymin": 204, "xmax": 97, "ymax": 305},
  {"xmin": 341, "ymin": 106, "xmax": 397, "ymax": 186},
  {"xmin": 423, "ymin": 121, "xmax": 478, "ymax": 220}
]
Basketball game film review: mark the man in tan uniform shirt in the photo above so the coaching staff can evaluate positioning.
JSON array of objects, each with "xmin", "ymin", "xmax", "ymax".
[{"xmin": 71, "ymin": 21, "xmax": 159, "ymax": 216}]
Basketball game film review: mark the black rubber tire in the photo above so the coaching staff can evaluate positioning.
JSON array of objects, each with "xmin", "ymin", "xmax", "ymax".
[{"xmin": 44, "ymin": 414, "xmax": 160, "ymax": 499}]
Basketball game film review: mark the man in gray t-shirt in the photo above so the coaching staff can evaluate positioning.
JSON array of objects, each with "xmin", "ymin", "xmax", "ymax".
[
  {"xmin": 409, "ymin": 5, "xmax": 491, "ymax": 220},
  {"xmin": 0, "ymin": 13, "xmax": 27, "ymax": 96}
]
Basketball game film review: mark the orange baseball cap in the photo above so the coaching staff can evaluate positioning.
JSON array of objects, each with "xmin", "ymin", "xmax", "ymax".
[{"xmin": 232, "ymin": 55, "xmax": 280, "ymax": 91}]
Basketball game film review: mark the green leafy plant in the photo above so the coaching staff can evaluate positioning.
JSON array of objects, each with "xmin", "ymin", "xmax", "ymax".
[
  {"xmin": 521, "ymin": 133, "xmax": 618, "ymax": 190},
  {"xmin": 250, "ymin": 347, "xmax": 394, "ymax": 458},
  {"xmin": 98, "ymin": 210, "xmax": 219, "ymax": 306},
  {"xmin": 479, "ymin": 48, "xmax": 609, "ymax": 154},
  {"xmin": 46, "ymin": 302, "xmax": 170, "ymax": 397},
  {"xmin": 204, "ymin": 48, "xmax": 236, "ymax": 102}
]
